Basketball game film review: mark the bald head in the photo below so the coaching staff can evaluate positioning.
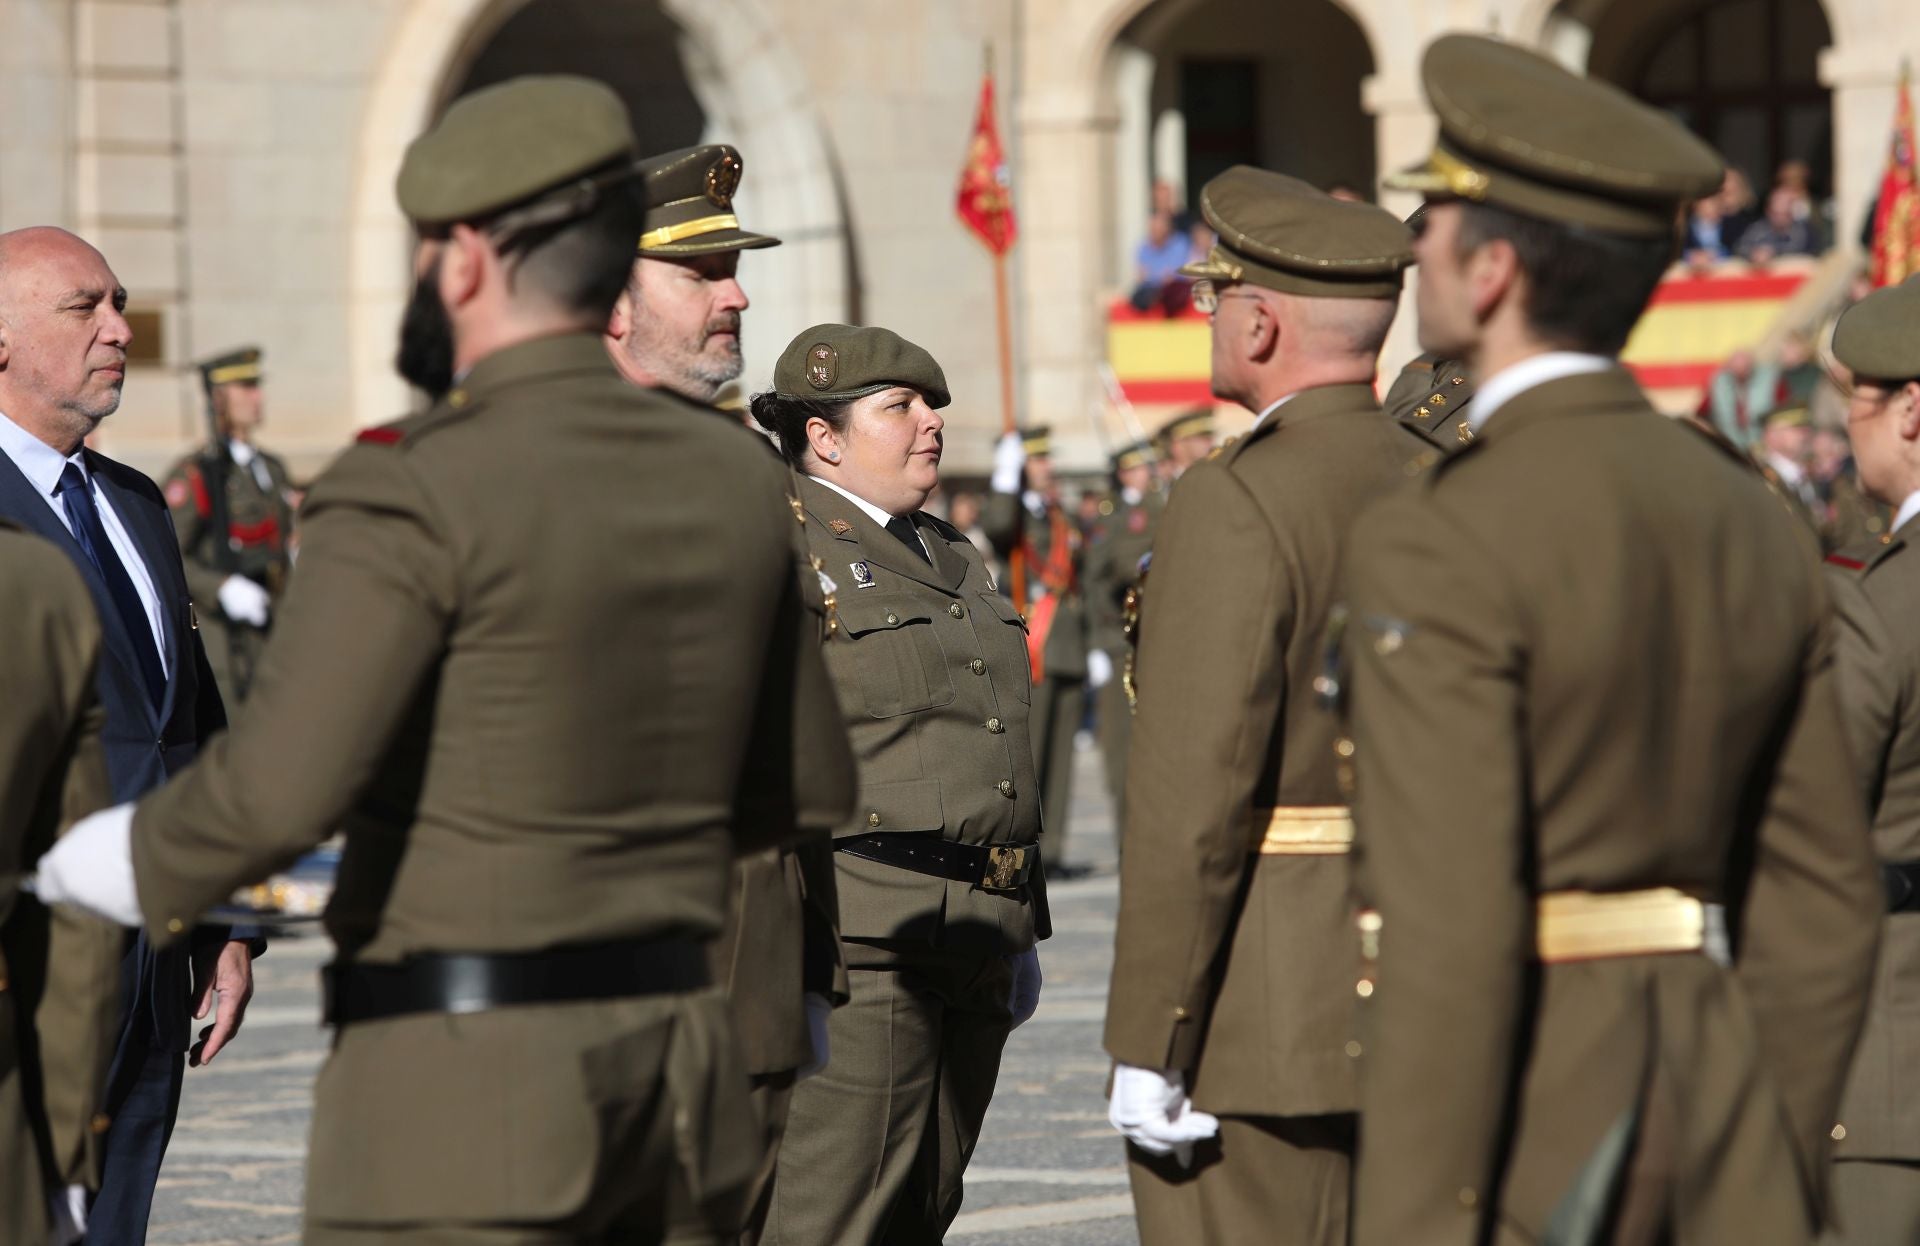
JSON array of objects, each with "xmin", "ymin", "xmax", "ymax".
[{"xmin": 0, "ymin": 227, "xmax": 131, "ymax": 453}]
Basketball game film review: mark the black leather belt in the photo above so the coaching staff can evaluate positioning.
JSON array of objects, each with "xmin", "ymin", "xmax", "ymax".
[
  {"xmin": 836, "ymin": 833, "xmax": 1038, "ymax": 892},
  {"xmin": 1883, "ymin": 860, "xmax": 1920, "ymax": 913},
  {"xmin": 321, "ymin": 936, "xmax": 710, "ymax": 1027}
]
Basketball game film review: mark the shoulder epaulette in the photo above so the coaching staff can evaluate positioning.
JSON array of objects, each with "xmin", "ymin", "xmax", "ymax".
[{"xmin": 355, "ymin": 390, "xmax": 485, "ymax": 449}]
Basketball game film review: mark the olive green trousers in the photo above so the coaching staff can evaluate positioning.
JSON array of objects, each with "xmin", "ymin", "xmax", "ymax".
[{"xmin": 1127, "ymin": 1112, "xmax": 1354, "ymax": 1246}]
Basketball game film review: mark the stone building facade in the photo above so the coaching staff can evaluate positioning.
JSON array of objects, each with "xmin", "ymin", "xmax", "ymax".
[{"xmin": 2, "ymin": 0, "xmax": 1914, "ymax": 477}]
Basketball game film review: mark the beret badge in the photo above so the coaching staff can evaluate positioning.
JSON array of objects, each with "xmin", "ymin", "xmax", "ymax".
[{"xmin": 807, "ymin": 343, "xmax": 838, "ymax": 390}]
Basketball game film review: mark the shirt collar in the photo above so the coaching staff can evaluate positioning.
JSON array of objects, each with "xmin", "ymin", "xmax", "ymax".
[
  {"xmin": 1251, "ymin": 392, "xmax": 1295, "ymax": 430},
  {"xmin": 808, "ymin": 474, "xmax": 905, "ymax": 526},
  {"xmin": 0, "ymin": 408, "xmax": 86, "ymax": 498},
  {"xmin": 229, "ymin": 439, "xmax": 257, "ymax": 467},
  {"xmin": 1895, "ymin": 490, "xmax": 1920, "ymax": 536},
  {"xmin": 1766, "ymin": 453, "xmax": 1806, "ymax": 487},
  {"xmin": 1468, "ymin": 352, "xmax": 1615, "ymax": 433},
  {"xmin": 1121, "ymin": 486, "xmax": 1144, "ymax": 506}
]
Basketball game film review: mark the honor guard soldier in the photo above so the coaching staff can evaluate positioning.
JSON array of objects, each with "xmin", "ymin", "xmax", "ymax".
[
  {"xmin": 1103, "ymin": 169, "xmax": 1424, "ymax": 1246},
  {"xmin": 1344, "ymin": 35, "xmax": 1880, "ymax": 1246},
  {"xmin": 983, "ymin": 425, "xmax": 1092, "ymax": 875},
  {"xmin": 1154, "ymin": 408, "xmax": 1216, "ymax": 486},
  {"xmin": 1821, "ymin": 276, "xmax": 1920, "ymax": 1244},
  {"xmin": 604, "ymin": 142, "xmax": 844, "ymax": 1245},
  {"xmin": 0, "ymin": 525, "xmax": 121, "ymax": 1246},
  {"xmin": 160, "ymin": 347, "xmax": 297, "ymax": 703},
  {"xmin": 36, "ymin": 74, "xmax": 855, "ymax": 1246},
  {"xmin": 1083, "ymin": 439, "xmax": 1162, "ymax": 818},
  {"xmin": 751, "ymin": 325, "xmax": 1048, "ymax": 1244}
]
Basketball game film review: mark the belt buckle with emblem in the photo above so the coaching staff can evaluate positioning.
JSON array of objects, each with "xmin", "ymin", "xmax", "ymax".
[{"xmin": 984, "ymin": 845, "xmax": 1027, "ymax": 891}]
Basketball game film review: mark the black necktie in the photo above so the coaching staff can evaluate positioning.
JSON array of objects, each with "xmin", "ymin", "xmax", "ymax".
[
  {"xmin": 58, "ymin": 462, "xmax": 167, "ymax": 708},
  {"xmin": 885, "ymin": 515, "xmax": 931, "ymax": 564}
]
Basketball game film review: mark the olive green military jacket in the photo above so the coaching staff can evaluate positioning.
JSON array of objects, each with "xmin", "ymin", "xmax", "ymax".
[
  {"xmin": 1104, "ymin": 384, "xmax": 1426, "ymax": 1118},
  {"xmin": 1345, "ymin": 367, "xmax": 1880, "ymax": 1246},
  {"xmin": 1383, "ymin": 353, "xmax": 1477, "ymax": 451},
  {"xmin": 127, "ymin": 334, "xmax": 855, "ymax": 1224},
  {"xmin": 980, "ymin": 489, "xmax": 1089, "ymax": 679},
  {"xmin": 1082, "ymin": 490, "xmax": 1162, "ymax": 656},
  {"xmin": 797, "ymin": 476, "xmax": 1050, "ymax": 954},
  {"xmin": 0, "ymin": 524, "xmax": 121, "ymax": 1234},
  {"xmin": 1827, "ymin": 515, "xmax": 1920, "ymax": 1163}
]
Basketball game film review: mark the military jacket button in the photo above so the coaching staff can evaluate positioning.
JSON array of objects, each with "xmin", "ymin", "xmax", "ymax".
[
  {"xmin": 867, "ymin": 812, "xmax": 882, "ymax": 827},
  {"xmin": 948, "ymin": 602, "xmax": 964, "ymax": 618},
  {"xmin": 997, "ymin": 779, "xmax": 1014, "ymax": 797},
  {"xmin": 985, "ymin": 717, "xmax": 1003, "ymax": 733},
  {"xmin": 969, "ymin": 659, "xmax": 986, "ymax": 675}
]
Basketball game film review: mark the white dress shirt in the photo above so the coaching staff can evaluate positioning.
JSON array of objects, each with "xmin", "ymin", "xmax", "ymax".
[
  {"xmin": 1250, "ymin": 392, "xmax": 1295, "ymax": 430},
  {"xmin": 1895, "ymin": 490, "xmax": 1920, "ymax": 537},
  {"xmin": 1467, "ymin": 352, "xmax": 1615, "ymax": 434},
  {"xmin": 0, "ymin": 409, "xmax": 170, "ymax": 674},
  {"xmin": 809, "ymin": 474, "xmax": 930, "ymax": 559}
]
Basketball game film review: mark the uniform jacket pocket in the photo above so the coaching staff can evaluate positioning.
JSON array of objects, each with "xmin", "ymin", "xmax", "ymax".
[{"xmin": 838, "ymin": 595, "xmax": 955, "ymax": 718}]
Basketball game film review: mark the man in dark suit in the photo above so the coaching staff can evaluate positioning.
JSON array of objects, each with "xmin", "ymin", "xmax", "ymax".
[{"xmin": 0, "ymin": 226, "xmax": 259, "ymax": 1243}]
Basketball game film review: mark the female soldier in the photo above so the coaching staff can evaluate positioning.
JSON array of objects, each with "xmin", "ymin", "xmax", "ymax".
[{"xmin": 752, "ymin": 324, "xmax": 1048, "ymax": 1245}]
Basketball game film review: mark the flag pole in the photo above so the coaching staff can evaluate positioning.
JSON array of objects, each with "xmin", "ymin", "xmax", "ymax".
[{"xmin": 982, "ymin": 40, "xmax": 1028, "ymax": 612}]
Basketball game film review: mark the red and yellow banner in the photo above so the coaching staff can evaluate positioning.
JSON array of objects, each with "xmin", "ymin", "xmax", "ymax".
[
  {"xmin": 1871, "ymin": 63, "xmax": 1920, "ymax": 287},
  {"xmin": 956, "ymin": 73, "xmax": 1016, "ymax": 256}
]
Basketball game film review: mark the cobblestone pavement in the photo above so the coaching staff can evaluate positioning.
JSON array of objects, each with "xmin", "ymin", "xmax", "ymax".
[{"xmin": 150, "ymin": 739, "xmax": 1138, "ymax": 1245}]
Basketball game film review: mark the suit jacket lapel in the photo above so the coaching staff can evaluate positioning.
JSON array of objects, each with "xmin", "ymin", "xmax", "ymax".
[
  {"xmin": 0, "ymin": 452, "xmax": 158, "ymax": 725},
  {"xmin": 915, "ymin": 515, "xmax": 969, "ymax": 593},
  {"xmin": 89, "ymin": 457, "xmax": 182, "ymax": 725}
]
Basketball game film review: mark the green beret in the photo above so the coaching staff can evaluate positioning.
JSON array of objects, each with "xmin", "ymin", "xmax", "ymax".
[
  {"xmin": 637, "ymin": 144, "xmax": 780, "ymax": 256},
  {"xmin": 1181, "ymin": 167, "xmax": 1412, "ymax": 298},
  {"xmin": 199, "ymin": 345, "xmax": 262, "ymax": 389},
  {"xmin": 1833, "ymin": 277, "xmax": 1920, "ymax": 381},
  {"xmin": 774, "ymin": 324, "xmax": 950, "ymax": 409},
  {"xmin": 397, "ymin": 75, "xmax": 638, "ymax": 230},
  {"xmin": 1386, "ymin": 35, "xmax": 1723, "ymax": 237}
]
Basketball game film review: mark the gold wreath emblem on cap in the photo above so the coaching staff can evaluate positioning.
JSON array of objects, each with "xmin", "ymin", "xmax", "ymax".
[
  {"xmin": 806, "ymin": 343, "xmax": 838, "ymax": 390},
  {"xmin": 706, "ymin": 153, "xmax": 743, "ymax": 209}
]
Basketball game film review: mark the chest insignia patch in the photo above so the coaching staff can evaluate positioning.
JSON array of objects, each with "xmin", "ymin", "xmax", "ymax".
[
  {"xmin": 850, "ymin": 560, "xmax": 876, "ymax": 589},
  {"xmin": 828, "ymin": 518, "xmax": 854, "ymax": 536}
]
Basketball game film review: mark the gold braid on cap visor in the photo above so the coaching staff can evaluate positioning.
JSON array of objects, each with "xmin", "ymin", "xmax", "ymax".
[{"xmin": 638, "ymin": 213, "xmax": 740, "ymax": 250}]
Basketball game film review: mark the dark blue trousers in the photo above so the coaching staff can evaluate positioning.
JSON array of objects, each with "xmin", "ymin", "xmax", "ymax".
[{"xmin": 84, "ymin": 1034, "xmax": 184, "ymax": 1245}]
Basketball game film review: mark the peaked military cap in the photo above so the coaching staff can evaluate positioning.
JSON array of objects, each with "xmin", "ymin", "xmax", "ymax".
[
  {"xmin": 198, "ymin": 346, "xmax": 262, "ymax": 390},
  {"xmin": 397, "ymin": 75, "xmax": 640, "ymax": 232},
  {"xmin": 1386, "ymin": 35, "xmax": 1723, "ymax": 237},
  {"xmin": 773, "ymin": 324, "xmax": 950, "ymax": 409},
  {"xmin": 637, "ymin": 144, "xmax": 780, "ymax": 256},
  {"xmin": 1020, "ymin": 426, "xmax": 1053, "ymax": 456},
  {"xmin": 1761, "ymin": 404, "xmax": 1810, "ymax": 430},
  {"xmin": 1111, "ymin": 439, "xmax": 1156, "ymax": 472},
  {"xmin": 1180, "ymin": 167, "xmax": 1413, "ymax": 299},
  {"xmin": 1833, "ymin": 276, "xmax": 1920, "ymax": 381},
  {"xmin": 1159, "ymin": 409, "xmax": 1215, "ymax": 444}
]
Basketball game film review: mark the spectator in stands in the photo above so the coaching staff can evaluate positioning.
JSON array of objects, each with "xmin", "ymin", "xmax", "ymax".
[
  {"xmin": 1152, "ymin": 178, "xmax": 1195, "ymax": 233},
  {"xmin": 1131, "ymin": 209, "xmax": 1194, "ymax": 316},
  {"xmin": 1685, "ymin": 194, "xmax": 1732, "ymax": 266},
  {"xmin": 1717, "ymin": 167, "xmax": 1760, "ymax": 241},
  {"xmin": 1739, "ymin": 188, "xmax": 1821, "ymax": 265},
  {"xmin": 1775, "ymin": 160, "xmax": 1816, "ymax": 219},
  {"xmin": 1187, "ymin": 219, "xmax": 1215, "ymax": 265},
  {"xmin": 1701, "ymin": 348, "xmax": 1788, "ymax": 450}
]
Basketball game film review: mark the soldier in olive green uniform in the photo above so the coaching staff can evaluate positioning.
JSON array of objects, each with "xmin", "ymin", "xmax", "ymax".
[
  {"xmin": 982, "ymin": 426, "xmax": 1091, "ymax": 874},
  {"xmin": 1155, "ymin": 408, "xmax": 1216, "ymax": 487},
  {"xmin": 36, "ymin": 76, "xmax": 856, "ymax": 1245},
  {"xmin": 1104, "ymin": 170, "xmax": 1423, "ymax": 1246},
  {"xmin": 749, "ymin": 325, "xmax": 1049, "ymax": 1245},
  {"xmin": 1345, "ymin": 37, "xmax": 1880, "ymax": 1245},
  {"xmin": 604, "ymin": 142, "xmax": 845, "ymax": 1245},
  {"xmin": 1820, "ymin": 277, "xmax": 1920, "ymax": 1243},
  {"xmin": 160, "ymin": 348, "xmax": 297, "ymax": 704},
  {"xmin": 1383, "ymin": 352, "xmax": 1476, "ymax": 449},
  {"xmin": 0, "ymin": 524, "xmax": 121, "ymax": 1246},
  {"xmin": 1082, "ymin": 440, "xmax": 1161, "ymax": 818}
]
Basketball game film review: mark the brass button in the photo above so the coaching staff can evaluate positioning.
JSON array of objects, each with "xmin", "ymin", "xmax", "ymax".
[
  {"xmin": 885, "ymin": 612, "xmax": 899, "ymax": 626},
  {"xmin": 448, "ymin": 390, "xmax": 469, "ymax": 408},
  {"xmin": 1345, "ymin": 1040, "xmax": 1363, "ymax": 1058},
  {"xmin": 969, "ymin": 659, "xmax": 986, "ymax": 675},
  {"xmin": 867, "ymin": 812, "xmax": 882, "ymax": 827},
  {"xmin": 1335, "ymin": 738, "xmax": 1356, "ymax": 758},
  {"xmin": 167, "ymin": 918, "xmax": 184, "ymax": 934},
  {"xmin": 985, "ymin": 717, "xmax": 1004, "ymax": 734},
  {"xmin": 1458, "ymin": 1187, "xmax": 1478, "ymax": 1209},
  {"xmin": 948, "ymin": 602, "xmax": 964, "ymax": 618},
  {"xmin": 1832, "ymin": 1123, "xmax": 1848, "ymax": 1141},
  {"xmin": 997, "ymin": 779, "xmax": 1014, "ymax": 797},
  {"xmin": 1173, "ymin": 1006, "xmax": 1190, "ymax": 1020},
  {"xmin": 90, "ymin": 1114, "xmax": 111, "ymax": 1135},
  {"xmin": 1355, "ymin": 980, "xmax": 1374, "ymax": 998},
  {"xmin": 1356, "ymin": 910, "xmax": 1383, "ymax": 933}
]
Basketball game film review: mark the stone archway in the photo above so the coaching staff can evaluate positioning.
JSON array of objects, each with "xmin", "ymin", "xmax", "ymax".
[{"xmin": 346, "ymin": 0, "xmax": 851, "ymax": 426}]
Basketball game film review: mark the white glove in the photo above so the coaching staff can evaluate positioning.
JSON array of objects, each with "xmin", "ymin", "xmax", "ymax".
[
  {"xmin": 48, "ymin": 1183, "xmax": 87, "ymax": 1245},
  {"xmin": 1087, "ymin": 649, "xmax": 1114, "ymax": 690},
  {"xmin": 991, "ymin": 431, "xmax": 1026, "ymax": 495},
  {"xmin": 216, "ymin": 575, "xmax": 271, "ymax": 628},
  {"xmin": 1007, "ymin": 947, "xmax": 1042, "ymax": 1028},
  {"xmin": 31, "ymin": 805, "xmax": 142, "ymax": 927},
  {"xmin": 1108, "ymin": 1063, "xmax": 1219, "ymax": 1168},
  {"xmin": 798, "ymin": 991, "xmax": 833, "ymax": 1080}
]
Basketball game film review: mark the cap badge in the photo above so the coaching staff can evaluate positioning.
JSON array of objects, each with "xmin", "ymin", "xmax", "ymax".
[
  {"xmin": 828, "ymin": 518, "xmax": 854, "ymax": 536},
  {"xmin": 806, "ymin": 343, "xmax": 838, "ymax": 390},
  {"xmin": 706, "ymin": 152, "xmax": 743, "ymax": 208}
]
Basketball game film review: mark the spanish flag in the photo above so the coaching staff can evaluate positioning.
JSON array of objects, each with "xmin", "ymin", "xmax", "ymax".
[
  {"xmin": 1871, "ymin": 63, "xmax": 1920, "ymax": 287},
  {"xmin": 956, "ymin": 72, "xmax": 1017, "ymax": 256}
]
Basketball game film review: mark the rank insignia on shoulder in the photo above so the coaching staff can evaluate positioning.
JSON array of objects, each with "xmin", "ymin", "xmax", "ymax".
[
  {"xmin": 828, "ymin": 518, "xmax": 854, "ymax": 536},
  {"xmin": 850, "ymin": 561, "xmax": 876, "ymax": 589}
]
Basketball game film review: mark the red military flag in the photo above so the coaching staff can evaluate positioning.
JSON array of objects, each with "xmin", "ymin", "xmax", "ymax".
[
  {"xmin": 1870, "ymin": 62, "xmax": 1920, "ymax": 287},
  {"xmin": 956, "ymin": 72, "xmax": 1017, "ymax": 255}
]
